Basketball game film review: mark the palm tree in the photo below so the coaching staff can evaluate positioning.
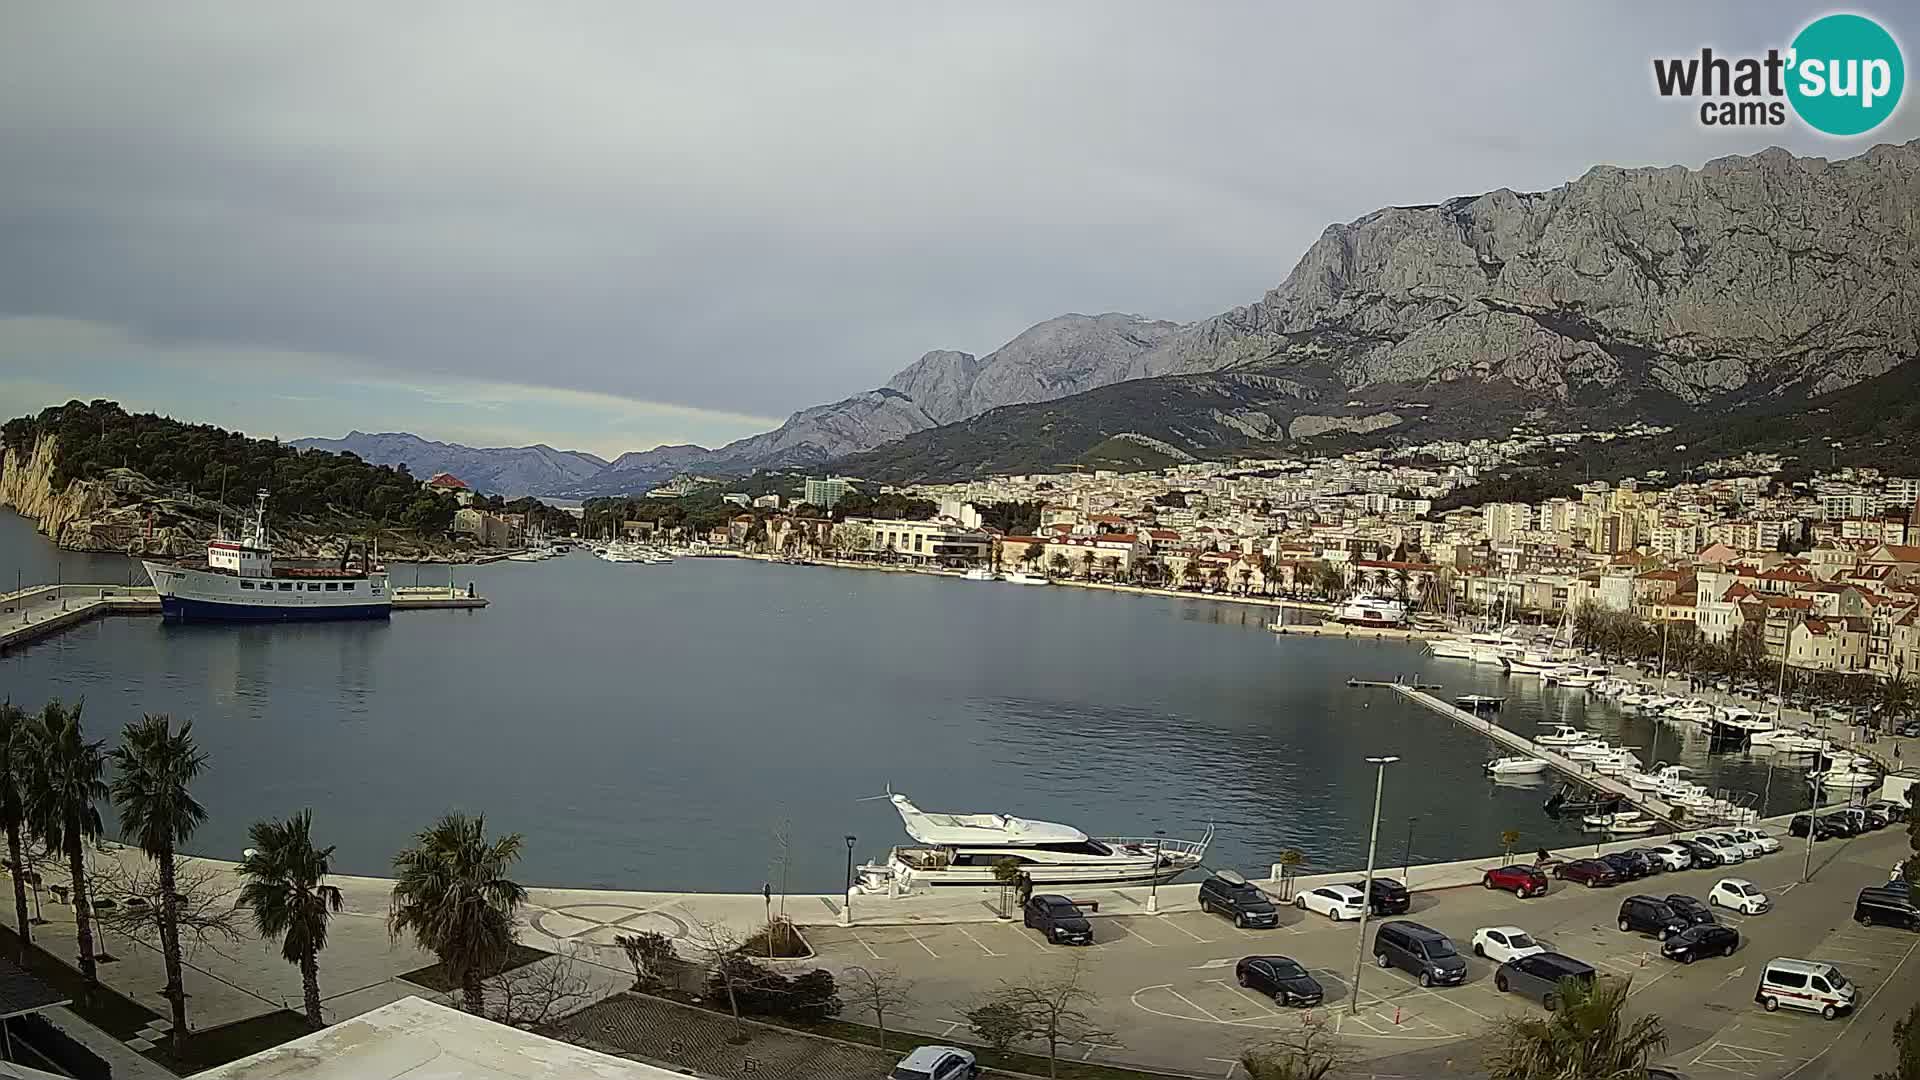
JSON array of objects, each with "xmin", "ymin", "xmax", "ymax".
[
  {"xmin": 110, "ymin": 715, "xmax": 208, "ymax": 1053},
  {"xmin": 1023, "ymin": 542, "xmax": 1046, "ymax": 569},
  {"xmin": 0, "ymin": 702, "xmax": 33, "ymax": 960},
  {"xmin": 239, "ymin": 811, "xmax": 344, "ymax": 1029},
  {"xmin": 23, "ymin": 699, "xmax": 107, "ymax": 997},
  {"xmin": 1047, "ymin": 553, "xmax": 1069, "ymax": 579},
  {"xmin": 1078, "ymin": 551, "xmax": 1095, "ymax": 580},
  {"xmin": 1485, "ymin": 976, "xmax": 1666, "ymax": 1080},
  {"xmin": 389, "ymin": 812, "xmax": 528, "ymax": 1014}
]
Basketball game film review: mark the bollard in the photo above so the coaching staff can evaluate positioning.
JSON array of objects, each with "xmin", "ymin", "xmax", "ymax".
[
  {"xmin": 840, "ymin": 888, "xmax": 853, "ymax": 927},
  {"xmin": 1394, "ymin": 1006, "xmax": 1402, "ymax": 1025},
  {"xmin": 1146, "ymin": 892, "xmax": 1159, "ymax": 914}
]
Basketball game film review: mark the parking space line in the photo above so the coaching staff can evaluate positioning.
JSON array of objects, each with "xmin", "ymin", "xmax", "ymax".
[
  {"xmin": 1003, "ymin": 924, "xmax": 1046, "ymax": 952},
  {"xmin": 848, "ymin": 929, "xmax": 882, "ymax": 960},
  {"xmin": 1117, "ymin": 922, "xmax": 1162, "ymax": 948},
  {"xmin": 1345, "ymin": 1015, "xmax": 1386, "ymax": 1035},
  {"xmin": 1208, "ymin": 979, "xmax": 1285, "ymax": 1018},
  {"xmin": 1163, "ymin": 919, "xmax": 1215, "ymax": 944},
  {"xmin": 954, "ymin": 925, "xmax": 1002, "ymax": 957},
  {"xmin": 1165, "ymin": 987, "xmax": 1226, "ymax": 1023},
  {"xmin": 905, "ymin": 930, "xmax": 939, "ymax": 958},
  {"xmin": 1377, "ymin": 969, "xmax": 1493, "ymax": 1023}
]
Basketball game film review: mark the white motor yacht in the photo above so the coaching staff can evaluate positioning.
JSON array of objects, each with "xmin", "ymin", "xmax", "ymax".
[
  {"xmin": 1425, "ymin": 637, "xmax": 1475, "ymax": 660},
  {"xmin": 1565, "ymin": 740, "xmax": 1618, "ymax": 760},
  {"xmin": 1809, "ymin": 758, "xmax": 1881, "ymax": 791},
  {"xmin": 1466, "ymin": 633, "xmax": 1526, "ymax": 665},
  {"xmin": 1333, "ymin": 593, "xmax": 1408, "ymax": 627},
  {"xmin": 1485, "ymin": 756, "xmax": 1550, "ymax": 776},
  {"xmin": 871, "ymin": 792, "xmax": 1212, "ymax": 888},
  {"xmin": 963, "ymin": 567, "xmax": 1000, "ymax": 581},
  {"xmin": 1536, "ymin": 725, "xmax": 1591, "ymax": 747},
  {"xmin": 1002, "ymin": 571, "xmax": 1051, "ymax": 586}
]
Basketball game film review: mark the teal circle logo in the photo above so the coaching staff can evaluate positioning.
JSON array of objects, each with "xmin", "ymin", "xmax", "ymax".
[{"xmin": 1788, "ymin": 14, "xmax": 1904, "ymax": 136}]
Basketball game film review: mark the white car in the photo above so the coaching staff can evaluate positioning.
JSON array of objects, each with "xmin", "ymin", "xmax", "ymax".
[
  {"xmin": 1714, "ymin": 831, "xmax": 1765, "ymax": 861},
  {"xmin": 1730, "ymin": 827, "xmax": 1781, "ymax": 855},
  {"xmin": 1471, "ymin": 926, "xmax": 1545, "ymax": 964},
  {"xmin": 1296, "ymin": 884, "xmax": 1368, "ymax": 921},
  {"xmin": 1704, "ymin": 826, "xmax": 1751, "ymax": 860},
  {"xmin": 891, "ymin": 1045, "xmax": 979, "ymax": 1080},
  {"xmin": 1709, "ymin": 878, "xmax": 1771, "ymax": 915},
  {"xmin": 1645, "ymin": 844, "xmax": 1693, "ymax": 872}
]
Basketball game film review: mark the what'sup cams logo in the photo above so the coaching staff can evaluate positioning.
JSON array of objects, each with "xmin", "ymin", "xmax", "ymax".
[{"xmin": 1654, "ymin": 12, "xmax": 1904, "ymax": 135}]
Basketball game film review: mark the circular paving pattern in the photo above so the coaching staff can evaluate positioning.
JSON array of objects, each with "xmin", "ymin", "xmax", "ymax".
[{"xmin": 531, "ymin": 903, "xmax": 692, "ymax": 953}]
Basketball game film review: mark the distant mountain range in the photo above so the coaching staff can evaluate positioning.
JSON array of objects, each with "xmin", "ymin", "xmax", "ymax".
[
  {"xmin": 304, "ymin": 139, "xmax": 1920, "ymax": 494},
  {"xmin": 289, "ymin": 432, "xmax": 608, "ymax": 498}
]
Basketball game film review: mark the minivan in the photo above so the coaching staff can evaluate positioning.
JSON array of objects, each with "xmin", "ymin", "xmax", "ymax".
[
  {"xmin": 1855, "ymin": 887, "xmax": 1920, "ymax": 930},
  {"xmin": 1756, "ymin": 958, "xmax": 1855, "ymax": 1020},
  {"xmin": 1373, "ymin": 921, "xmax": 1468, "ymax": 987},
  {"xmin": 1494, "ymin": 952, "xmax": 1595, "ymax": 1010}
]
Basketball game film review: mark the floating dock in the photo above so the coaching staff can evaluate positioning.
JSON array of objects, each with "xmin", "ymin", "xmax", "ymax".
[
  {"xmin": 1, "ymin": 581, "xmax": 485, "ymax": 651},
  {"xmin": 1387, "ymin": 684, "xmax": 1687, "ymax": 829}
]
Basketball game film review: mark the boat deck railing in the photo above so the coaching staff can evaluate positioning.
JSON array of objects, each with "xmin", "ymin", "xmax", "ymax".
[{"xmin": 1105, "ymin": 834, "xmax": 1211, "ymax": 859}]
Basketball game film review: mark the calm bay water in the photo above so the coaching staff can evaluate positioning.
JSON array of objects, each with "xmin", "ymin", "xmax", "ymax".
[{"xmin": 0, "ymin": 510, "xmax": 1810, "ymax": 892}]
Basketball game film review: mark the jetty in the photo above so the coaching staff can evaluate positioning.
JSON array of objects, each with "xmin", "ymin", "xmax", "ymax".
[
  {"xmin": 1346, "ymin": 678, "xmax": 1443, "ymax": 690},
  {"xmin": 1387, "ymin": 684, "xmax": 1687, "ymax": 829},
  {"xmin": 1, "ymin": 581, "xmax": 486, "ymax": 651}
]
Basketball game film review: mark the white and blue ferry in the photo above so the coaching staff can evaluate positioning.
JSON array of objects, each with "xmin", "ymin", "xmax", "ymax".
[{"xmin": 142, "ymin": 491, "xmax": 390, "ymax": 622}]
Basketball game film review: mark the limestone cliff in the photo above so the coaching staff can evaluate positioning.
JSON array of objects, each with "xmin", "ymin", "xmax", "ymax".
[{"xmin": 0, "ymin": 437, "xmax": 136, "ymax": 551}]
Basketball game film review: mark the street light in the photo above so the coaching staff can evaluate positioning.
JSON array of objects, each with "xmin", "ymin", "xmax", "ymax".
[
  {"xmin": 1803, "ymin": 773, "xmax": 1823, "ymax": 884},
  {"xmin": 1349, "ymin": 755, "xmax": 1400, "ymax": 1016},
  {"xmin": 1401, "ymin": 817, "xmax": 1417, "ymax": 883},
  {"xmin": 843, "ymin": 835, "xmax": 858, "ymax": 925},
  {"xmin": 1148, "ymin": 830, "xmax": 1166, "ymax": 914}
]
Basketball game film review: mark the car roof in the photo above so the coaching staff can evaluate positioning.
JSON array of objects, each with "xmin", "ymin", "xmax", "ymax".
[
  {"xmin": 1719, "ymin": 878, "xmax": 1755, "ymax": 888},
  {"xmin": 1322, "ymin": 884, "xmax": 1366, "ymax": 898},
  {"xmin": 1243, "ymin": 954, "xmax": 1304, "ymax": 967},
  {"xmin": 898, "ymin": 1045, "xmax": 969, "ymax": 1067},
  {"xmin": 1033, "ymin": 894, "xmax": 1075, "ymax": 905},
  {"xmin": 1382, "ymin": 920, "xmax": 1443, "ymax": 938},
  {"xmin": 1478, "ymin": 925, "xmax": 1528, "ymax": 936},
  {"xmin": 1529, "ymin": 952, "xmax": 1595, "ymax": 974},
  {"xmin": 1764, "ymin": 957, "xmax": 1838, "ymax": 976}
]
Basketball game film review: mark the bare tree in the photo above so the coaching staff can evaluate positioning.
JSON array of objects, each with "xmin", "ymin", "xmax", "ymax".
[
  {"xmin": 91, "ymin": 856, "xmax": 243, "ymax": 963},
  {"xmin": 478, "ymin": 950, "xmax": 597, "ymax": 1030},
  {"xmin": 613, "ymin": 930, "xmax": 677, "ymax": 994},
  {"xmin": 686, "ymin": 918, "xmax": 755, "ymax": 1041},
  {"xmin": 1240, "ymin": 1016, "xmax": 1354, "ymax": 1080},
  {"xmin": 844, "ymin": 965, "xmax": 915, "ymax": 1051},
  {"xmin": 974, "ymin": 962, "xmax": 1117, "ymax": 1078}
]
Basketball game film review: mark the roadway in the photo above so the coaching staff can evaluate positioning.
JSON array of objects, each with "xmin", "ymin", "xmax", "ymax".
[{"xmin": 804, "ymin": 826, "xmax": 1917, "ymax": 1079}]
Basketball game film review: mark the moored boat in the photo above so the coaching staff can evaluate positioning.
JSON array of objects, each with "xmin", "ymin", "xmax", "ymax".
[
  {"xmin": 141, "ymin": 491, "xmax": 390, "ymax": 622},
  {"xmin": 868, "ymin": 791, "xmax": 1212, "ymax": 889}
]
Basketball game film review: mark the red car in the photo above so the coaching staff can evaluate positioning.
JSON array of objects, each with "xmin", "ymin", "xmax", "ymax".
[
  {"xmin": 1482, "ymin": 865, "xmax": 1550, "ymax": 898},
  {"xmin": 1554, "ymin": 859, "xmax": 1621, "ymax": 888}
]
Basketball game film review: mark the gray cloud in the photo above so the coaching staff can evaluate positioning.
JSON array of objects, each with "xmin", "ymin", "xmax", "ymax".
[{"xmin": 3, "ymin": 2, "xmax": 1916, "ymax": 430}]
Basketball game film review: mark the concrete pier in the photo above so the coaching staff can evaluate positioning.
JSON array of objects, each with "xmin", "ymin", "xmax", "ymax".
[
  {"xmin": 0, "ymin": 581, "xmax": 485, "ymax": 651},
  {"xmin": 1389, "ymin": 683, "xmax": 1688, "ymax": 828}
]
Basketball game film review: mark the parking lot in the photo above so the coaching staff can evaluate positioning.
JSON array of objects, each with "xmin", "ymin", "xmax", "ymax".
[{"xmin": 805, "ymin": 827, "xmax": 1920, "ymax": 1077}]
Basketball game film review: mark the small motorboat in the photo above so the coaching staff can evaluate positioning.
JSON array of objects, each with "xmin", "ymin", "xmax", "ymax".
[
  {"xmin": 1543, "ymin": 784, "xmax": 1624, "ymax": 818},
  {"xmin": 1584, "ymin": 812, "xmax": 1657, "ymax": 834},
  {"xmin": 1486, "ymin": 756, "xmax": 1550, "ymax": 776},
  {"xmin": 1536, "ymin": 725, "xmax": 1591, "ymax": 747},
  {"xmin": 1456, "ymin": 694, "xmax": 1505, "ymax": 711}
]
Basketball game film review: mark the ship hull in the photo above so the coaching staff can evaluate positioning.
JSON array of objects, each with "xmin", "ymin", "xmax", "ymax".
[{"xmin": 159, "ymin": 596, "xmax": 391, "ymax": 622}]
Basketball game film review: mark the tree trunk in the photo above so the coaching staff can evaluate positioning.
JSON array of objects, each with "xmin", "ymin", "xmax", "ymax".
[
  {"xmin": 300, "ymin": 948, "xmax": 324, "ymax": 1029},
  {"xmin": 876, "ymin": 1013, "xmax": 886, "ymax": 1051},
  {"xmin": 6, "ymin": 814, "xmax": 29, "ymax": 961},
  {"xmin": 1048, "ymin": 1033, "xmax": 1059, "ymax": 1078},
  {"xmin": 64, "ymin": 821, "xmax": 96, "ymax": 997},
  {"xmin": 157, "ymin": 846, "xmax": 188, "ymax": 1055},
  {"xmin": 461, "ymin": 968, "xmax": 484, "ymax": 1015}
]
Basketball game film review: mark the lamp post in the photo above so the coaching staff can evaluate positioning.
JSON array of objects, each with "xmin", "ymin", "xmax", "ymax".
[
  {"xmin": 843, "ymin": 835, "xmax": 857, "ymax": 927},
  {"xmin": 1401, "ymin": 817, "xmax": 1417, "ymax": 883},
  {"xmin": 1349, "ymin": 755, "xmax": 1400, "ymax": 1016},
  {"xmin": 1803, "ymin": 773, "xmax": 1822, "ymax": 884},
  {"xmin": 1148, "ymin": 830, "xmax": 1166, "ymax": 914}
]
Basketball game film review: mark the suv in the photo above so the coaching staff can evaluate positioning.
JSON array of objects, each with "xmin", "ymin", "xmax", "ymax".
[
  {"xmin": 1671, "ymin": 838, "xmax": 1721, "ymax": 869},
  {"xmin": 1023, "ymin": 895, "xmax": 1093, "ymax": 945},
  {"xmin": 1600, "ymin": 852, "xmax": 1650, "ymax": 880},
  {"xmin": 1373, "ymin": 921, "xmax": 1468, "ymax": 987},
  {"xmin": 1867, "ymin": 800, "xmax": 1909, "ymax": 825},
  {"xmin": 1483, "ymin": 864, "xmax": 1550, "ymax": 898},
  {"xmin": 1349, "ymin": 877, "xmax": 1411, "ymax": 915},
  {"xmin": 890, "ymin": 1046, "xmax": 978, "ymax": 1080},
  {"xmin": 1199, "ymin": 871, "xmax": 1280, "ymax": 929},
  {"xmin": 1618, "ymin": 895, "xmax": 1690, "ymax": 940},
  {"xmin": 1494, "ymin": 953, "xmax": 1595, "ymax": 1011},
  {"xmin": 1855, "ymin": 887, "xmax": 1920, "ymax": 930},
  {"xmin": 1821, "ymin": 812, "xmax": 1862, "ymax": 838},
  {"xmin": 1789, "ymin": 814, "xmax": 1841, "ymax": 840},
  {"xmin": 1831, "ymin": 808, "xmax": 1872, "ymax": 834}
]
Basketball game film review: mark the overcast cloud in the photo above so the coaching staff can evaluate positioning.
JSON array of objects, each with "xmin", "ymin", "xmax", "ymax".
[{"xmin": 3, "ymin": 2, "xmax": 1915, "ymax": 457}]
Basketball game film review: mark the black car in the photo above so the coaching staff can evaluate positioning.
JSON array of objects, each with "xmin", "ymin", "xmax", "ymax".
[
  {"xmin": 1235, "ymin": 955, "xmax": 1324, "ymax": 1006},
  {"xmin": 1822, "ymin": 813, "xmax": 1863, "ymax": 837},
  {"xmin": 1022, "ymin": 895, "xmax": 1093, "ymax": 945},
  {"xmin": 1618, "ymin": 895, "xmax": 1691, "ymax": 940},
  {"xmin": 1661, "ymin": 924, "xmax": 1740, "ymax": 963},
  {"xmin": 1862, "ymin": 804, "xmax": 1896, "ymax": 829},
  {"xmin": 1665, "ymin": 894, "xmax": 1717, "ymax": 927},
  {"xmin": 1855, "ymin": 887, "xmax": 1920, "ymax": 930},
  {"xmin": 1672, "ymin": 839, "xmax": 1721, "ymax": 870},
  {"xmin": 1494, "ymin": 952, "xmax": 1596, "ymax": 1011},
  {"xmin": 1789, "ymin": 814, "xmax": 1842, "ymax": 840},
  {"xmin": 1199, "ymin": 872, "xmax": 1281, "ymax": 929},
  {"xmin": 1626, "ymin": 848, "xmax": 1668, "ymax": 875},
  {"xmin": 1610, "ymin": 851, "xmax": 1656, "ymax": 879},
  {"xmin": 1348, "ymin": 877, "xmax": 1411, "ymax": 916},
  {"xmin": 1373, "ymin": 921, "xmax": 1468, "ymax": 987},
  {"xmin": 1600, "ymin": 853, "xmax": 1649, "ymax": 882}
]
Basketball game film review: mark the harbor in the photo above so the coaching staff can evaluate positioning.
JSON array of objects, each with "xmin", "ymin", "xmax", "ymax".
[{"xmin": 0, "ymin": 582, "xmax": 487, "ymax": 651}]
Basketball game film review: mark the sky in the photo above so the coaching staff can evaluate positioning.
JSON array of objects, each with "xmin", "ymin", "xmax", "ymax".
[{"xmin": 3, "ymin": 3, "xmax": 1916, "ymax": 459}]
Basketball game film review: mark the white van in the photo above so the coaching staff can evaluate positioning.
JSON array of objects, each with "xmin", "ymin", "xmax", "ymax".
[{"xmin": 1756, "ymin": 958, "xmax": 1856, "ymax": 1020}]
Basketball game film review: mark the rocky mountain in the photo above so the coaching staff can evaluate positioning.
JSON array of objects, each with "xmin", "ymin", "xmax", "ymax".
[
  {"xmin": 832, "ymin": 140, "xmax": 1920, "ymax": 483},
  {"xmin": 290, "ymin": 431, "xmax": 608, "ymax": 497}
]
